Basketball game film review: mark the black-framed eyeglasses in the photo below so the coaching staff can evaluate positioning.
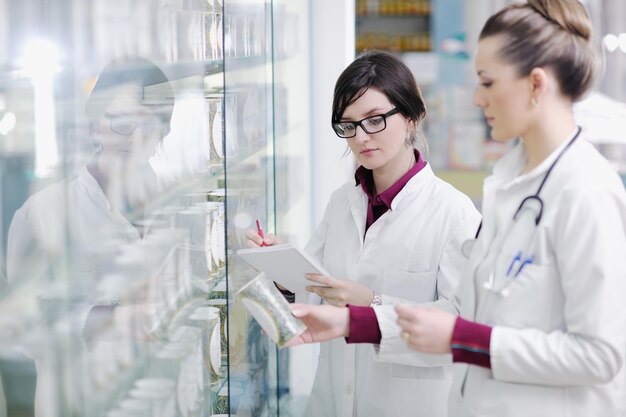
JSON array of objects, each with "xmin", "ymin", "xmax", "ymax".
[
  {"xmin": 105, "ymin": 113, "xmax": 165, "ymax": 136},
  {"xmin": 332, "ymin": 108, "xmax": 400, "ymax": 139}
]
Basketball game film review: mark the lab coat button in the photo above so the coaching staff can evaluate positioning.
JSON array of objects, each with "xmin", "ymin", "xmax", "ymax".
[{"xmin": 345, "ymin": 384, "xmax": 353, "ymax": 394}]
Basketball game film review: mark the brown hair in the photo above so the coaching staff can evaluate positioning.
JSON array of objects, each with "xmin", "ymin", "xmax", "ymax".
[
  {"xmin": 332, "ymin": 51, "xmax": 426, "ymax": 126},
  {"xmin": 480, "ymin": 0, "xmax": 595, "ymax": 101}
]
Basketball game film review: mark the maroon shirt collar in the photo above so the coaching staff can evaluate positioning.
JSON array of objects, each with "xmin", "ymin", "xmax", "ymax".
[{"xmin": 354, "ymin": 149, "xmax": 426, "ymax": 210}]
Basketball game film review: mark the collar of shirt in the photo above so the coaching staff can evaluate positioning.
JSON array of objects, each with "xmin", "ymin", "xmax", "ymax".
[
  {"xmin": 354, "ymin": 149, "xmax": 427, "ymax": 232},
  {"xmin": 355, "ymin": 149, "xmax": 426, "ymax": 209}
]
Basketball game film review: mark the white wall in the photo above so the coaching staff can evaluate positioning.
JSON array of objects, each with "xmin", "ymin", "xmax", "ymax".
[
  {"xmin": 310, "ymin": 0, "xmax": 356, "ymax": 225},
  {"xmin": 285, "ymin": 0, "xmax": 356, "ymax": 411}
]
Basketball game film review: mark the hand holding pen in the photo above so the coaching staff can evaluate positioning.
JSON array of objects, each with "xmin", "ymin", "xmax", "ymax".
[{"xmin": 244, "ymin": 219, "xmax": 282, "ymax": 248}]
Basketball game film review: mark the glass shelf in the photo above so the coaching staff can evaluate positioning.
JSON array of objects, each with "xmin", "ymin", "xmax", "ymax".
[{"xmin": 0, "ymin": 0, "xmax": 283, "ymax": 416}]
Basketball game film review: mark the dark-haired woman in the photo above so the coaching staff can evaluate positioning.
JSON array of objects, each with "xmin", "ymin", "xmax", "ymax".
[{"xmin": 247, "ymin": 51, "xmax": 480, "ymax": 417}]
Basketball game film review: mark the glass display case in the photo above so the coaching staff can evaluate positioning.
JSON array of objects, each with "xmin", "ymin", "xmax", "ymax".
[{"xmin": 0, "ymin": 0, "xmax": 305, "ymax": 416}]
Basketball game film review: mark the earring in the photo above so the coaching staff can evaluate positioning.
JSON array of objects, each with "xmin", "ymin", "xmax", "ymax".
[
  {"xmin": 531, "ymin": 97, "xmax": 538, "ymax": 107},
  {"xmin": 405, "ymin": 130, "xmax": 417, "ymax": 146}
]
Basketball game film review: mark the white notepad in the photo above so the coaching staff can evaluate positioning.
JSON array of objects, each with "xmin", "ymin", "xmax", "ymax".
[{"xmin": 237, "ymin": 243, "xmax": 330, "ymax": 299}]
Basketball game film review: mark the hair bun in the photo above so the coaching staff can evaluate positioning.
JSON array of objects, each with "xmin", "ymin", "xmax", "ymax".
[{"xmin": 528, "ymin": 0, "xmax": 591, "ymax": 41}]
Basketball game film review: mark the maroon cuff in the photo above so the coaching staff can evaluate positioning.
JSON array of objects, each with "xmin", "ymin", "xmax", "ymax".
[
  {"xmin": 450, "ymin": 317, "xmax": 492, "ymax": 369},
  {"xmin": 345, "ymin": 305, "xmax": 381, "ymax": 344}
]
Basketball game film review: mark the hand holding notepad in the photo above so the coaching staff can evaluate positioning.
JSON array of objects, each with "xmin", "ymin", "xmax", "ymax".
[{"xmin": 237, "ymin": 243, "xmax": 330, "ymax": 299}]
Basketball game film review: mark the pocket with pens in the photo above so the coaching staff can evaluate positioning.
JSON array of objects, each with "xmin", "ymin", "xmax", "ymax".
[{"xmin": 488, "ymin": 205, "xmax": 538, "ymax": 294}]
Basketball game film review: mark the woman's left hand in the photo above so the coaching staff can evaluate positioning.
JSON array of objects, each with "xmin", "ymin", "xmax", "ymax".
[
  {"xmin": 305, "ymin": 273, "xmax": 374, "ymax": 307},
  {"xmin": 395, "ymin": 304, "xmax": 456, "ymax": 354}
]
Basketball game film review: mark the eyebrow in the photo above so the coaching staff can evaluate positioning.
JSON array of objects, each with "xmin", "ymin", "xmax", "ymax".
[
  {"xmin": 477, "ymin": 70, "xmax": 491, "ymax": 77},
  {"xmin": 340, "ymin": 107, "xmax": 387, "ymax": 121}
]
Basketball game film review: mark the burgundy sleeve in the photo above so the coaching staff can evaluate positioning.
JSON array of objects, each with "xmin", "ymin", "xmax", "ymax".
[
  {"xmin": 450, "ymin": 316, "xmax": 493, "ymax": 369},
  {"xmin": 345, "ymin": 304, "xmax": 382, "ymax": 344}
]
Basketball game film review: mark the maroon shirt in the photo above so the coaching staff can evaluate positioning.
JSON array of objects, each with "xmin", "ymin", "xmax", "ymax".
[{"xmin": 355, "ymin": 149, "xmax": 426, "ymax": 233}]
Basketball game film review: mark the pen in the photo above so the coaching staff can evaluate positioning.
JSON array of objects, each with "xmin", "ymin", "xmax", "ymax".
[
  {"xmin": 514, "ymin": 256, "xmax": 533, "ymax": 278},
  {"xmin": 256, "ymin": 219, "xmax": 267, "ymax": 247},
  {"xmin": 506, "ymin": 251, "xmax": 522, "ymax": 277}
]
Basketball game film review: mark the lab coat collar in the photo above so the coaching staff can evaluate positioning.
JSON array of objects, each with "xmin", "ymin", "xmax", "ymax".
[
  {"xmin": 488, "ymin": 127, "xmax": 581, "ymax": 192},
  {"xmin": 390, "ymin": 162, "xmax": 434, "ymax": 210},
  {"xmin": 77, "ymin": 166, "xmax": 141, "ymax": 239},
  {"xmin": 78, "ymin": 166, "xmax": 114, "ymax": 212},
  {"xmin": 347, "ymin": 162, "xmax": 436, "ymax": 238}
]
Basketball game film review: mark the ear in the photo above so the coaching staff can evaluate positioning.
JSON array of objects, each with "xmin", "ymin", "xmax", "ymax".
[
  {"xmin": 406, "ymin": 118, "xmax": 416, "ymax": 133},
  {"xmin": 528, "ymin": 67, "xmax": 549, "ymax": 98}
]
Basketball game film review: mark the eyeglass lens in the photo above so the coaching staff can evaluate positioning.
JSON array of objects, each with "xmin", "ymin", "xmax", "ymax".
[
  {"xmin": 333, "ymin": 114, "xmax": 386, "ymax": 138},
  {"xmin": 110, "ymin": 116, "xmax": 163, "ymax": 136}
]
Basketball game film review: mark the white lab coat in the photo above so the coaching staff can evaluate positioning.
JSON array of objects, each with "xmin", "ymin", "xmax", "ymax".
[
  {"xmin": 7, "ymin": 167, "xmax": 144, "ymax": 417},
  {"xmin": 305, "ymin": 163, "xmax": 481, "ymax": 417},
  {"xmin": 373, "ymin": 134, "xmax": 626, "ymax": 417}
]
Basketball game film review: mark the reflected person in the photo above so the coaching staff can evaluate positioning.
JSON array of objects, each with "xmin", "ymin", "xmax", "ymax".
[{"xmin": 6, "ymin": 58, "xmax": 174, "ymax": 417}]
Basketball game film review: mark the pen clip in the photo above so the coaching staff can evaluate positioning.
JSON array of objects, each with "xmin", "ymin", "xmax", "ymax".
[{"xmin": 506, "ymin": 251, "xmax": 522, "ymax": 277}]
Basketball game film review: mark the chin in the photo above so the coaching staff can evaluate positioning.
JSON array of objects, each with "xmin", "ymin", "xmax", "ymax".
[
  {"xmin": 357, "ymin": 159, "xmax": 381, "ymax": 170},
  {"xmin": 490, "ymin": 128, "xmax": 517, "ymax": 142}
]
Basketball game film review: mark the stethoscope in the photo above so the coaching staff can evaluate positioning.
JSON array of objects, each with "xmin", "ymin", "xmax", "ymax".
[{"xmin": 477, "ymin": 127, "xmax": 582, "ymax": 297}]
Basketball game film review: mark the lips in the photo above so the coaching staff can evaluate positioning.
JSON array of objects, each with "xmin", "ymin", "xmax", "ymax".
[{"xmin": 360, "ymin": 148, "xmax": 377, "ymax": 154}]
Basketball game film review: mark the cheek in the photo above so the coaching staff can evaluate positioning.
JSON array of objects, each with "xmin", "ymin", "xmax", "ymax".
[
  {"xmin": 383, "ymin": 125, "xmax": 407, "ymax": 148},
  {"xmin": 99, "ymin": 134, "xmax": 127, "ymax": 149},
  {"xmin": 347, "ymin": 140, "xmax": 364, "ymax": 160}
]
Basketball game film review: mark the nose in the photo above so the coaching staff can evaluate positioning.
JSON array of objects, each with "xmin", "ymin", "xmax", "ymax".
[
  {"xmin": 473, "ymin": 87, "xmax": 485, "ymax": 108},
  {"xmin": 129, "ymin": 128, "xmax": 145, "ymax": 145},
  {"xmin": 351, "ymin": 125, "xmax": 370, "ymax": 144}
]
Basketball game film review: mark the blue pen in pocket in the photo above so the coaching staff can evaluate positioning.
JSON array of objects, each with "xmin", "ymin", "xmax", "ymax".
[
  {"xmin": 514, "ymin": 256, "xmax": 534, "ymax": 278},
  {"xmin": 506, "ymin": 251, "xmax": 522, "ymax": 277}
]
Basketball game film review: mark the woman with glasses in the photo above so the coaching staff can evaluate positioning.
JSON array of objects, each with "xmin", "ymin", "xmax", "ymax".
[
  {"xmin": 246, "ymin": 51, "xmax": 480, "ymax": 417},
  {"xmin": 287, "ymin": 1, "xmax": 626, "ymax": 416},
  {"xmin": 7, "ymin": 59, "xmax": 174, "ymax": 417}
]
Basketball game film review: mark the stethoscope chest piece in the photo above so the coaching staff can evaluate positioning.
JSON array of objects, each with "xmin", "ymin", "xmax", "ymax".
[{"xmin": 461, "ymin": 239, "xmax": 476, "ymax": 259}]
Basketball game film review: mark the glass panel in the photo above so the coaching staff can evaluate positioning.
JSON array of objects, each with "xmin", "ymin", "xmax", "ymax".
[
  {"xmin": 0, "ymin": 1, "xmax": 282, "ymax": 417},
  {"xmin": 271, "ymin": 0, "xmax": 314, "ymax": 416},
  {"xmin": 222, "ymin": 1, "xmax": 278, "ymax": 416}
]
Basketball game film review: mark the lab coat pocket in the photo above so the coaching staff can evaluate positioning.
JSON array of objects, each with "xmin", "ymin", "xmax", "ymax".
[
  {"xmin": 388, "ymin": 375, "xmax": 451, "ymax": 417},
  {"xmin": 383, "ymin": 269, "xmax": 437, "ymax": 303},
  {"xmin": 492, "ymin": 263, "xmax": 561, "ymax": 330}
]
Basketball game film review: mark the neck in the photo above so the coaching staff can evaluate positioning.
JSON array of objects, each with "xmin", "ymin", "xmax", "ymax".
[
  {"xmin": 87, "ymin": 156, "xmax": 109, "ymax": 193},
  {"xmin": 520, "ymin": 105, "xmax": 576, "ymax": 174},
  {"xmin": 372, "ymin": 147, "xmax": 416, "ymax": 194}
]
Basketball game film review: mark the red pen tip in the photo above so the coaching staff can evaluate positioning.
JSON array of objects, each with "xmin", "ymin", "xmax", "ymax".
[{"xmin": 256, "ymin": 218, "xmax": 267, "ymax": 246}]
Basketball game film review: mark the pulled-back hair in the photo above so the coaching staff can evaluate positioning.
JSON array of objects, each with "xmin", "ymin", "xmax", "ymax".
[
  {"xmin": 332, "ymin": 51, "xmax": 426, "ymax": 125},
  {"xmin": 85, "ymin": 57, "xmax": 174, "ymax": 127},
  {"xmin": 480, "ymin": 0, "xmax": 595, "ymax": 101}
]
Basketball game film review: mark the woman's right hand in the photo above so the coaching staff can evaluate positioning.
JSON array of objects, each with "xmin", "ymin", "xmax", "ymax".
[
  {"xmin": 285, "ymin": 303, "xmax": 350, "ymax": 346},
  {"xmin": 244, "ymin": 229, "xmax": 282, "ymax": 248}
]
